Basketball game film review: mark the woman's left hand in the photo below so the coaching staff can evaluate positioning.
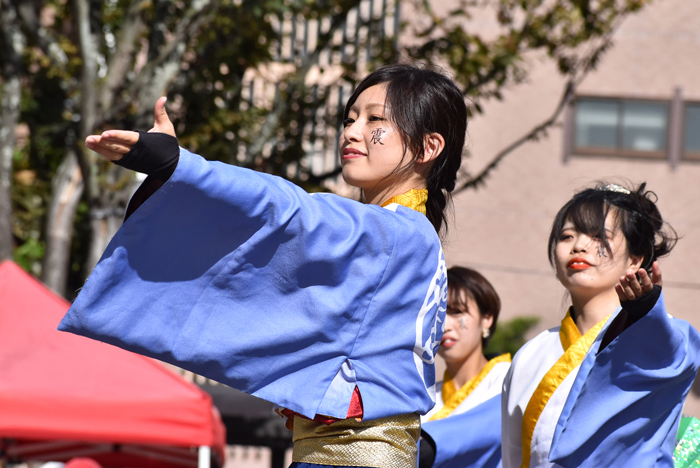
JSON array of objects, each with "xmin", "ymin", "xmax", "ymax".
[
  {"xmin": 84, "ymin": 96, "xmax": 175, "ymax": 161},
  {"xmin": 615, "ymin": 261, "xmax": 663, "ymax": 302}
]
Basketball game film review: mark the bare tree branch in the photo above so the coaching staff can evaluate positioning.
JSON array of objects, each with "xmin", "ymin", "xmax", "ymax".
[
  {"xmin": 97, "ymin": 0, "xmax": 219, "ymax": 128},
  {"xmin": 454, "ymin": 31, "xmax": 617, "ymax": 193},
  {"xmin": 454, "ymin": 80, "xmax": 575, "ymax": 193},
  {"xmin": 15, "ymin": 1, "xmax": 69, "ymax": 69},
  {"xmin": 247, "ymin": 0, "xmax": 361, "ymax": 159},
  {"xmin": 100, "ymin": 0, "xmax": 149, "ymax": 111}
]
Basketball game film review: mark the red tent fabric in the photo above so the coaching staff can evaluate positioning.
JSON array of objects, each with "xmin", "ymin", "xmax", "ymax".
[{"xmin": 0, "ymin": 261, "xmax": 226, "ymax": 468}]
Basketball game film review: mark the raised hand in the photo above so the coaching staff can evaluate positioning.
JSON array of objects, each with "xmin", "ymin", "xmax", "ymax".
[
  {"xmin": 84, "ymin": 97, "xmax": 175, "ymax": 161},
  {"xmin": 147, "ymin": 96, "xmax": 176, "ymax": 136},
  {"xmin": 615, "ymin": 261, "xmax": 663, "ymax": 302}
]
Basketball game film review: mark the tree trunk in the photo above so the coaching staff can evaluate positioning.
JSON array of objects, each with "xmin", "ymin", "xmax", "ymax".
[
  {"xmin": 0, "ymin": 0, "xmax": 25, "ymax": 261},
  {"xmin": 85, "ymin": 199, "xmax": 123, "ymax": 272},
  {"xmin": 73, "ymin": 0, "xmax": 102, "ymax": 272},
  {"xmin": 42, "ymin": 149, "xmax": 84, "ymax": 296},
  {"xmin": 0, "ymin": 76, "xmax": 20, "ymax": 261}
]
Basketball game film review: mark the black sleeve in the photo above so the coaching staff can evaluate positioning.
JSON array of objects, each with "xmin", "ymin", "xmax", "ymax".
[
  {"xmin": 113, "ymin": 131, "xmax": 180, "ymax": 220},
  {"xmin": 113, "ymin": 131, "xmax": 180, "ymax": 180},
  {"xmin": 419, "ymin": 430, "xmax": 436, "ymax": 468},
  {"xmin": 598, "ymin": 285, "xmax": 662, "ymax": 353}
]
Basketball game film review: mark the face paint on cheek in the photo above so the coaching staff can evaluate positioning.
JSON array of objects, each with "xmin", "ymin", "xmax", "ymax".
[
  {"xmin": 459, "ymin": 317, "xmax": 467, "ymax": 330},
  {"xmin": 597, "ymin": 244, "xmax": 608, "ymax": 258},
  {"xmin": 370, "ymin": 128, "xmax": 386, "ymax": 145}
]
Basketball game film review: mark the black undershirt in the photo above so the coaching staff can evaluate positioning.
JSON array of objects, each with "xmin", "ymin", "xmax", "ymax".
[{"xmin": 419, "ymin": 430, "xmax": 437, "ymax": 468}]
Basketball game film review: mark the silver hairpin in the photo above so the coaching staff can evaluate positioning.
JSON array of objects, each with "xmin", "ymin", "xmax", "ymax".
[{"xmin": 598, "ymin": 184, "xmax": 631, "ymax": 195}]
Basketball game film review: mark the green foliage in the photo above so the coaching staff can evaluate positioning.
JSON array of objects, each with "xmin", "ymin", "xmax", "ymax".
[
  {"xmin": 2, "ymin": 0, "xmax": 652, "ymax": 289},
  {"xmin": 484, "ymin": 316, "xmax": 541, "ymax": 357},
  {"xmin": 13, "ymin": 237, "xmax": 45, "ymax": 275}
]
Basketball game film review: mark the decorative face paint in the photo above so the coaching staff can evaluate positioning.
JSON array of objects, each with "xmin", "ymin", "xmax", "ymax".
[
  {"xmin": 339, "ymin": 85, "xmax": 415, "ymax": 194},
  {"xmin": 596, "ymin": 244, "xmax": 608, "ymax": 257},
  {"xmin": 370, "ymin": 128, "xmax": 386, "ymax": 145},
  {"xmin": 439, "ymin": 293, "xmax": 486, "ymax": 364}
]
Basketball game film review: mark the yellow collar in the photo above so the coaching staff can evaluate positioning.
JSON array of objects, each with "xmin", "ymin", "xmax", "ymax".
[
  {"xmin": 559, "ymin": 309, "xmax": 581, "ymax": 351},
  {"xmin": 380, "ymin": 189, "xmax": 428, "ymax": 215},
  {"xmin": 430, "ymin": 353, "xmax": 511, "ymax": 421},
  {"xmin": 520, "ymin": 312, "xmax": 610, "ymax": 468}
]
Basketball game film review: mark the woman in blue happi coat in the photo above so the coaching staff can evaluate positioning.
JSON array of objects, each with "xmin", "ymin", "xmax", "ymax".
[
  {"xmin": 501, "ymin": 182, "xmax": 700, "ymax": 468},
  {"xmin": 59, "ymin": 64, "xmax": 469, "ymax": 468}
]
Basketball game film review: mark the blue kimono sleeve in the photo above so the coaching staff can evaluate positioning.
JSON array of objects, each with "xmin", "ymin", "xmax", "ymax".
[
  {"xmin": 421, "ymin": 395, "xmax": 503, "ymax": 468},
  {"xmin": 550, "ymin": 292, "xmax": 700, "ymax": 467},
  {"xmin": 58, "ymin": 149, "xmax": 446, "ymax": 420}
]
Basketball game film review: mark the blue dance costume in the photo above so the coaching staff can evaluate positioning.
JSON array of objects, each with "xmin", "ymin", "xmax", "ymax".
[
  {"xmin": 59, "ymin": 142, "xmax": 448, "ymax": 468},
  {"xmin": 502, "ymin": 288, "xmax": 700, "ymax": 467}
]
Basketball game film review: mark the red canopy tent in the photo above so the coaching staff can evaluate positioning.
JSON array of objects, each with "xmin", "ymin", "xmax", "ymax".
[{"xmin": 0, "ymin": 261, "xmax": 226, "ymax": 468}]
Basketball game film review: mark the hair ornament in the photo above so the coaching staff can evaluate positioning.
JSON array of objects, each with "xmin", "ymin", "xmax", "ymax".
[{"xmin": 598, "ymin": 184, "xmax": 631, "ymax": 195}]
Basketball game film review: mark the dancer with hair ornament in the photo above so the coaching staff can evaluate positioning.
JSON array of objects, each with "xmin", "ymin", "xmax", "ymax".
[{"xmin": 501, "ymin": 182, "xmax": 700, "ymax": 468}]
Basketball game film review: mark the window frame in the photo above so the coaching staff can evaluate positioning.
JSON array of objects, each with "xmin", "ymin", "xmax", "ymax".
[
  {"xmin": 682, "ymin": 101, "xmax": 700, "ymax": 161},
  {"xmin": 570, "ymin": 95, "xmax": 671, "ymax": 160}
]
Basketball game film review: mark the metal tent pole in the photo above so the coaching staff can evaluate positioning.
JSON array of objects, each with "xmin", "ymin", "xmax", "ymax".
[{"xmin": 198, "ymin": 446, "xmax": 211, "ymax": 468}]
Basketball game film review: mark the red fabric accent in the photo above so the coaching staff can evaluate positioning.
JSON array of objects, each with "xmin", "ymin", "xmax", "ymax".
[
  {"xmin": 0, "ymin": 261, "xmax": 226, "ymax": 468},
  {"xmin": 346, "ymin": 385, "xmax": 364, "ymax": 419},
  {"xmin": 281, "ymin": 385, "xmax": 364, "ymax": 428},
  {"xmin": 65, "ymin": 459, "xmax": 103, "ymax": 468}
]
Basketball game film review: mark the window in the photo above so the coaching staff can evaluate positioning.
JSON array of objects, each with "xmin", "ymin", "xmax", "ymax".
[
  {"xmin": 573, "ymin": 98, "xmax": 668, "ymax": 158},
  {"xmin": 683, "ymin": 103, "xmax": 700, "ymax": 160}
]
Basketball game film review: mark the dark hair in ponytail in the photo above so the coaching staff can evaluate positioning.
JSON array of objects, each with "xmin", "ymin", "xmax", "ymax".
[
  {"xmin": 344, "ymin": 64, "xmax": 467, "ymax": 234},
  {"xmin": 547, "ymin": 182, "xmax": 678, "ymax": 272}
]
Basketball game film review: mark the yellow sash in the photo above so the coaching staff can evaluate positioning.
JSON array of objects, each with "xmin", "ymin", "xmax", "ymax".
[
  {"xmin": 430, "ymin": 353, "xmax": 511, "ymax": 421},
  {"xmin": 381, "ymin": 189, "xmax": 428, "ymax": 214},
  {"xmin": 520, "ymin": 311, "xmax": 609, "ymax": 468}
]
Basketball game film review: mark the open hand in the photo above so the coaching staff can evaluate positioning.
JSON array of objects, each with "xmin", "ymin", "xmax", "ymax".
[
  {"xmin": 615, "ymin": 261, "xmax": 662, "ymax": 302},
  {"xmin": 84, "ymin": 96, "xmax": 176, "ymax": 161}
]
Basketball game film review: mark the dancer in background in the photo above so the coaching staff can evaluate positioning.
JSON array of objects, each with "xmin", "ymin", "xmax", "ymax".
[
  {"xmin": 420, "ymin": 266, "xmax": 509, "ymax": 468},
  {"xmin": 502, "ymin": 182, "xmax": 700, "ymax": 467},
  {"xmin": 59, "ymin": 64, "xmax": 468, "ymax": 468}
]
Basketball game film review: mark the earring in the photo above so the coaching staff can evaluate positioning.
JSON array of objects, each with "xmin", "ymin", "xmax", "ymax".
[{"xmin": 482, "ymin": 329, "xmax": 490, "ymax": 339}]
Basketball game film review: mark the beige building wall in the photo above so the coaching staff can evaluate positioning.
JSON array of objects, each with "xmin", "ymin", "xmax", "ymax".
[{"xmin": 443, "ymin": 0, "xmax": 700, "ymax": 416}]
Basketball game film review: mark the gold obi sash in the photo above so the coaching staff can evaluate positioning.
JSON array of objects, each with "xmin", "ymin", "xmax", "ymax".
[{"xmin": 292, "ymin": 413, "xmax": 420, "ymax": 468}]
